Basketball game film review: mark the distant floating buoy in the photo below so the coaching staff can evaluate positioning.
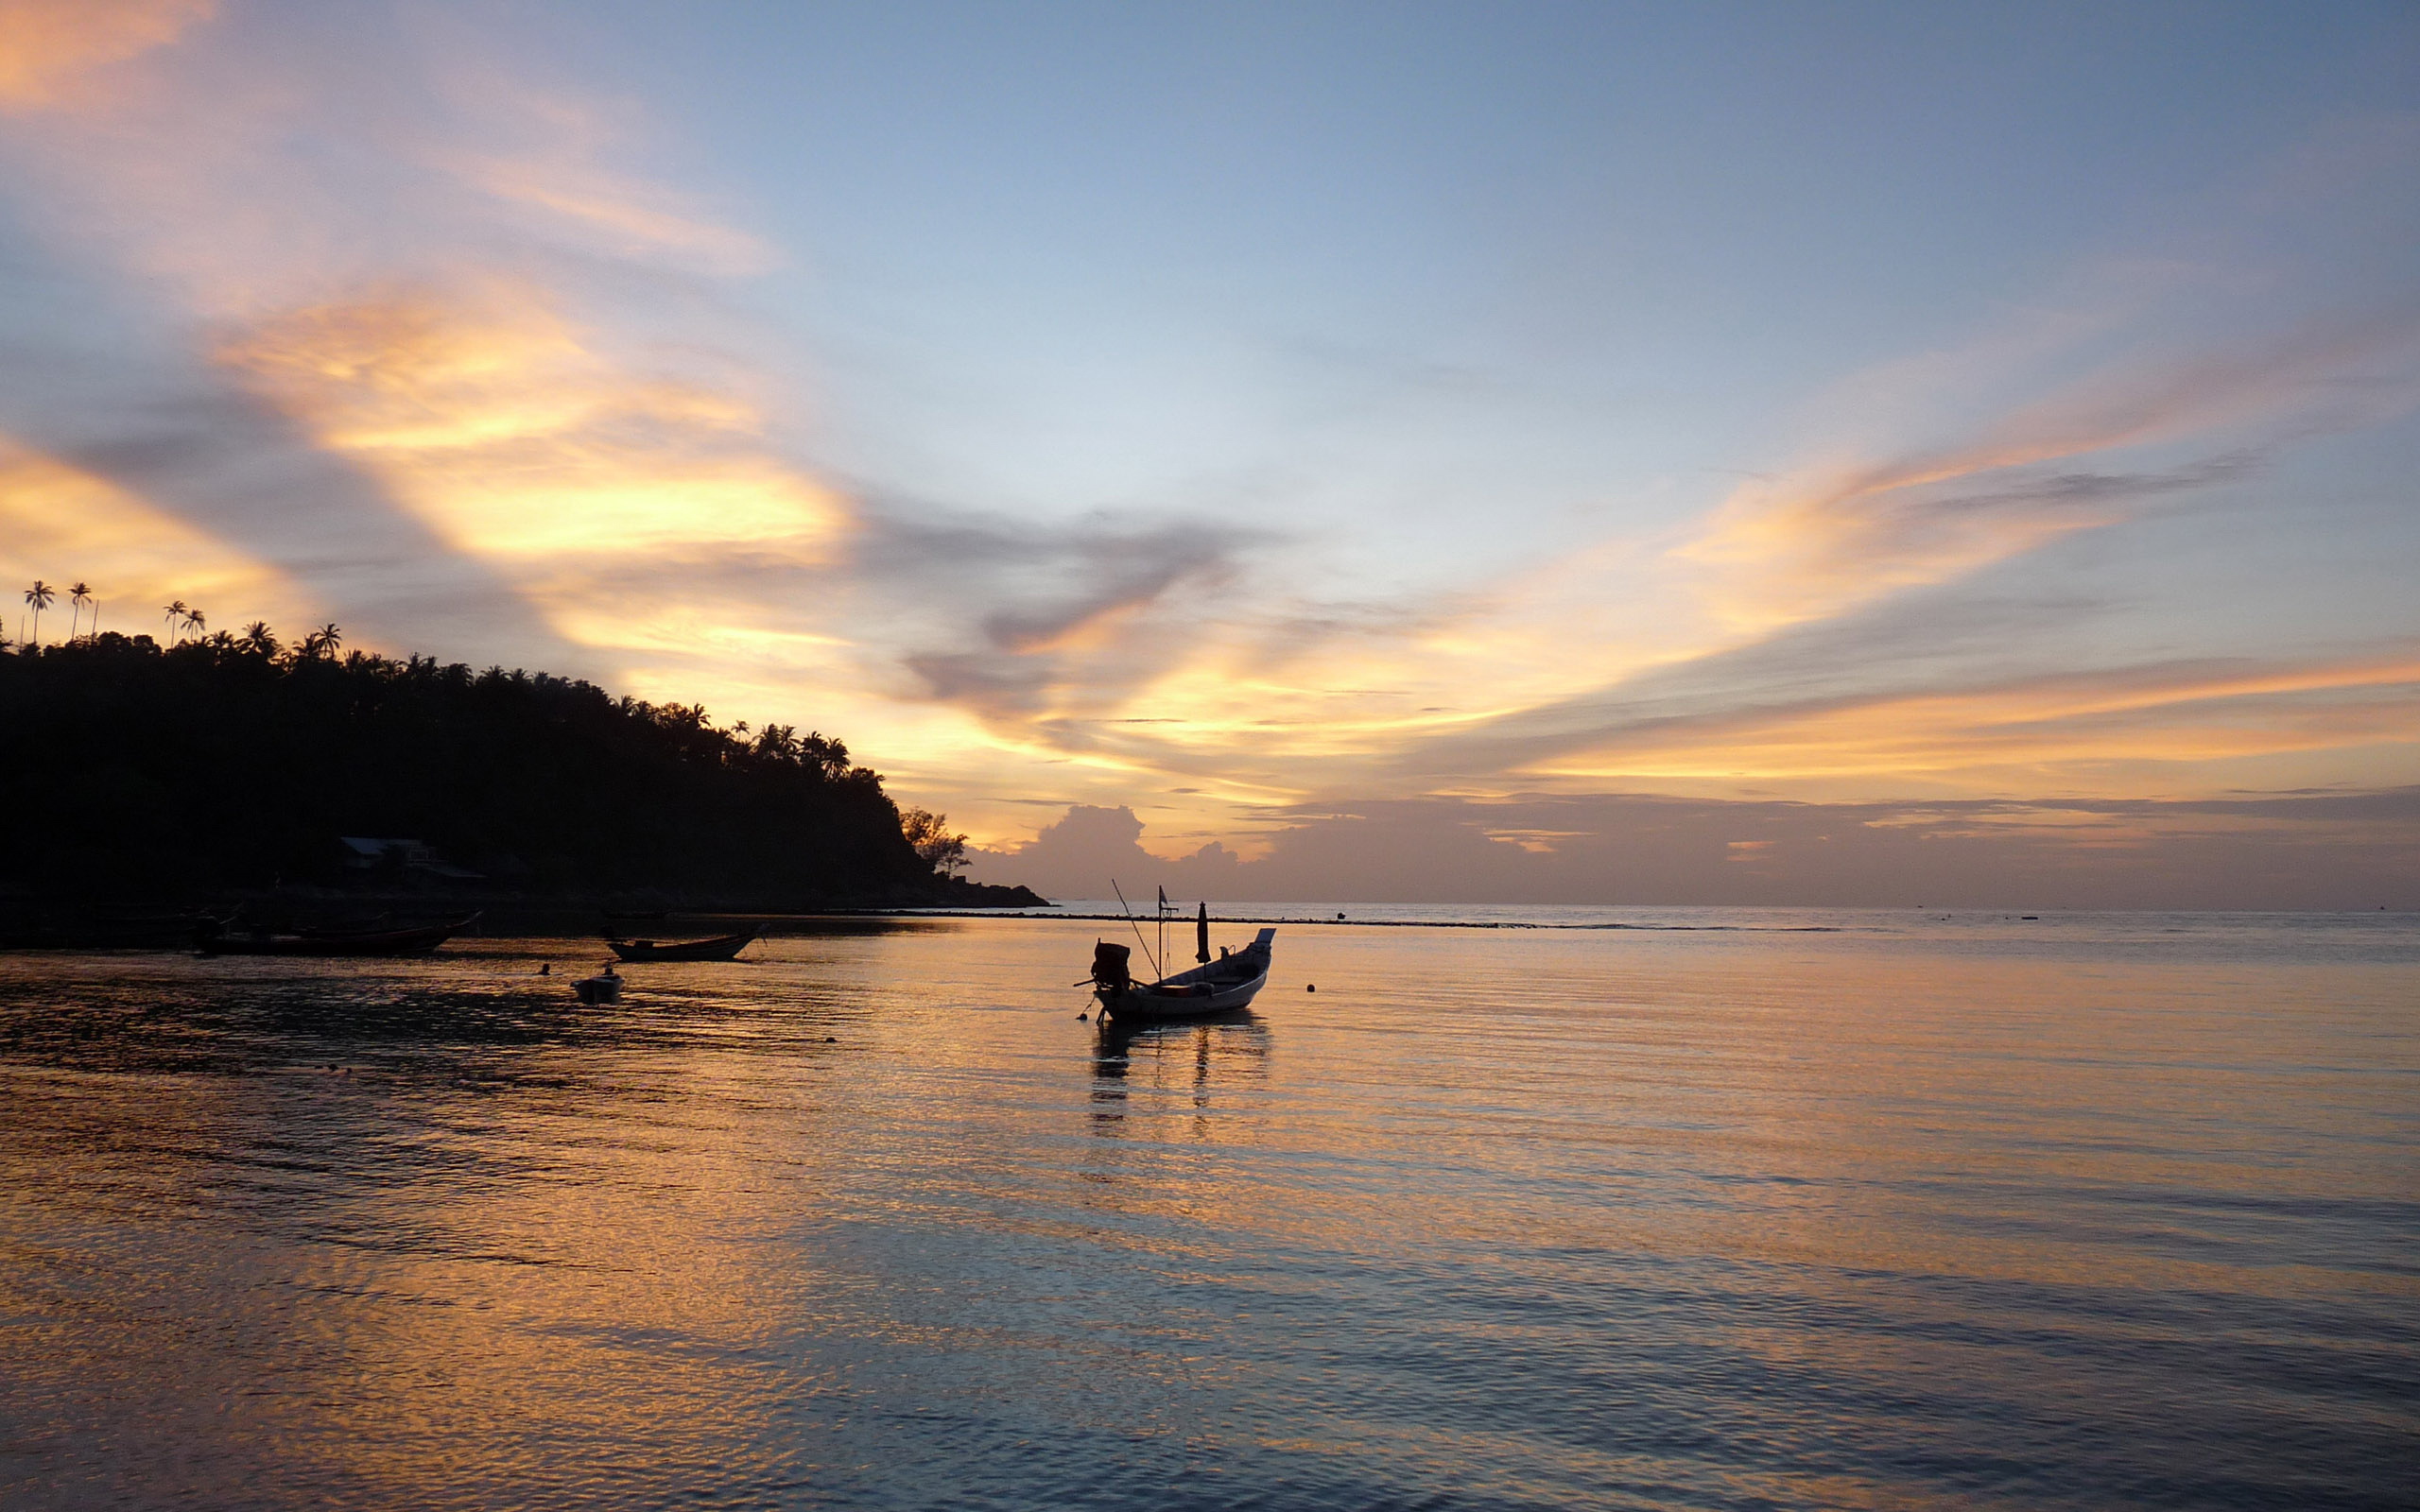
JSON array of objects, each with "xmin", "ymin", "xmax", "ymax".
[
  {"xmin": 1336, "ymin": 913, "xmax": 1345, "ymax": 920},
  {"xmin": 1305, "ymin": 983, "xmax": 1316, "ymax": 992},
  {"xmin": 824, "ymin": 1036, "xmax": 837, "ymax": 1043}
]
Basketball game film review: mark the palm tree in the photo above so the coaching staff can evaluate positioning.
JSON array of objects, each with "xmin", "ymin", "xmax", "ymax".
[
  {"xmin": 67, "ymin": 582, "xmax": 91, "ymax": 639},
  {"xmin": 241, "ymin": 621, "xmax": 279, "ymax": 658},
  {"xmin": 184, "ymin": 609, "xmax": 206, "ymax": 642},
  {"xmin": 24, "ymin": 581, "xmax": 53, "ymax": 645},
  {"xmin": 163, "ymin": 600, "xmax": 189, "ymax": 643},
  {"xmin": 313, "ymin": 622, "xmax": 343, "ymax": 659}
]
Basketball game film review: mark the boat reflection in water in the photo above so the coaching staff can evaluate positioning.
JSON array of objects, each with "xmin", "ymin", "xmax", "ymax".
[{"xmin": 1089, "ymin": 1009, "xmax": 1270, "ymax": 1138}]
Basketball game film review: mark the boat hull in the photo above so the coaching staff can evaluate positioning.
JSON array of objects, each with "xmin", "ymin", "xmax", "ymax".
[
  {"xmin": 606, "ymin": 930, "xmax": 758, "ymax": 962},
  {"xmin": 195, "ymin": 914, "xmax": 478, "ymax": 957},
  {"xmin": 1097, "ymin": 974, "xmax": 1267, "ymax": 1022},
  {"xmin": 1095, "ymin": 925, "xmax": 1276, "ymax": 1022}
]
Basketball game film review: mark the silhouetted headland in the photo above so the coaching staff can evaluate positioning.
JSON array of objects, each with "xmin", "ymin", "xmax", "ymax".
[{"xmin": 0, "ymin": 631, "xmax": 1041, "ymax": 940}]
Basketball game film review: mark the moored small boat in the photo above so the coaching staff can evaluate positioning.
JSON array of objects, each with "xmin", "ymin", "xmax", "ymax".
[
  {"xmin": 1090, "ymin": 925, "xmax": 1275, "ymax": 1022},
  {"xmin": 605, "ymin": 929, "xmax": 759, "ymax": 963},
  {"xmin": 573, "ymin": 965, "xmax": 623, "ymax": 1004},
  {"xmin": 194, "ymin": 912, "xmax": 480, "ymax": 957}
]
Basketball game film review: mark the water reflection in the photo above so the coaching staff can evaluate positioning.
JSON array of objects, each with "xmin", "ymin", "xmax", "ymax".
[
  {"xmin": 1088, "ymin": 1012, "xmax": 1270, "ymax": 1131},
  {"xmin": 1, "ymin": 916, "xmax": 2412, "ymax": 1511}
]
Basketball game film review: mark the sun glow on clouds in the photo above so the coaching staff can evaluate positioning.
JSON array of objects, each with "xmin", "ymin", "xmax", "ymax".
[
  {"xmin": 216, "ymin": 284, "xmax": 845, "ymax": 563},
  {"xmin": 1524, "ymin": 654, "xmax": 2420, "ymax": 794},
  {"xmin": 0, "ymin": 437, "xmax": 309, "ymax": 635},
  {"xmin": 1015, "ymin": 279, "xmax": 2420, "ymax": 840},
  {"xmin": 440, "ymin": 89, "xmax": 778, "ymax": 277},
  {"xmin": 0, "ymin": 0, "xmax": 213, "ymax": 111},
  {"xmin": 1, "ymin": 4, "xmax": 2414, "ymax": 882},
  {"xmin": 0, "ymin": 9, "xmax": 855, "ymax": 705}
]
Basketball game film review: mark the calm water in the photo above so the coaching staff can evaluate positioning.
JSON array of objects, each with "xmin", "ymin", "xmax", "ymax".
[{"xmin": 1, "ymin": 910, "xmax": 2413, "ymax": 1510}]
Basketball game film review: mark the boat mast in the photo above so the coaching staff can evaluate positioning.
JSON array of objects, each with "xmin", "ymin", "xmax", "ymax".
[{"xmin": 1110, "ymin": 880, "xmax": 1161, "ymax": 978}]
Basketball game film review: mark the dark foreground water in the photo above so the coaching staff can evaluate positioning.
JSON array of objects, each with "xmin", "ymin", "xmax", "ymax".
[{"xmin": 1, "ymin": 910, "xmax": 2413, "ymax": 1510}]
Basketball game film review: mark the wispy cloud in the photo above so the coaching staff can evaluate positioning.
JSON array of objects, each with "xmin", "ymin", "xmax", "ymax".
[
  {"xmin": 1672, "ymin": 446, "xmax": 2267, "ymax": 635},
  {"xmin": 214, "ymin": 280, "xmax": 843, "ymax": 562},
  {"xmin": 844, "ymin": 507, "xmax": 1271, "ymax": 740},
  {"xmin": 1669, "ymin": 304, "xmax": 2420, "ymax": 641},
  {"xmin": 0, "ymin": 7, "xmax": 2412, "ymax": 890},
  {"xmin": 1403, "ymin": 643, "xmax": 2420, "ymax": 804},
  {"xmin": 0, "ymin": 0, "xmax": 213, "ymax": 112},
  {"xmin": 1041, "ymin": 262, "xmax": 2420, "ymax": 823},
  {"xmin": 0, "ymin": 431, "xmax": 309, "ymax": 638},
  {"xmin": 0, "ymin": 8, "xmax": 843, "ymax": 675},
  {"xmin": 428, "ymin": 75, "xmax": 778, "ymax": 275}
]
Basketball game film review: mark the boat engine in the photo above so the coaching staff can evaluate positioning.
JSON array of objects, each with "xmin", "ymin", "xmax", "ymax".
[{"xmin": 1090, "ymin": 940, "xmax": 1132, "ymax": 992}]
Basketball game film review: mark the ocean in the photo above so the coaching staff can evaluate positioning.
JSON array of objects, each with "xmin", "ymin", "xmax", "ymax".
[{"xmin": 1, "ymin": 907, "xmax": 2412, "ymax": 1509}]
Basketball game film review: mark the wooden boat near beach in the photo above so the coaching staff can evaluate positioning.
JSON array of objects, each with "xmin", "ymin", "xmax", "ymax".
[
  {"xmin": 605, "ymin": 929, "xmax": 759, "ymax": 962},
  {"xmin": 1089, "ymin": 924, "xmax": 1276, "ymax": 1022},
  {"xmin": 194, "ymin": 912, "xmax": 480, "ymax": 957}
]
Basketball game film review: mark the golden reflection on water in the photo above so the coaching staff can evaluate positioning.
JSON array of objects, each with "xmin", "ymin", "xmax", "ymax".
[{"xmin": 0, "ymin": 915, "xmax": 2413, "ymax": 1509}]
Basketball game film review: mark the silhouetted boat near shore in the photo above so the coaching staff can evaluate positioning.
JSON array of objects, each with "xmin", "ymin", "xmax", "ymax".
[
  {"xmin": 194, "ymin": 913, "xmax": 480, "ymax": 957},
  {"xmin": 606, "ymin": 929, "xmax": 759, "ymax": 962},
  {"xmin": 1089, "ymin": 925, "xmax": 1275, "ymax": 1022}
]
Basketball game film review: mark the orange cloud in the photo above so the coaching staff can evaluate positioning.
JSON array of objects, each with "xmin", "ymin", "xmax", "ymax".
[
  {"xmin": 406, "ymin": 71, "xmax": 780, "ymax": 274},
  {"xmin": 3, "ymin": 2, "xmax": 2412, "ymax": 872},
  {"xmin": 461, "ymin": 161, "xmax": 773, "ymax": 271},
  {"xmin": 1673, "ymin": 318, "xmax": 2420, "ymax": 638},
  {"xmin": 449, "ymin": 149, "xmax": 775, "ymax": 276},
  {"xmin": 216, "ymin": 282, "xmax": 847, "ymax": 562},
  {"xmin": 1075, "ymin": 318, "xmax": 2411, "ymax": 795},
  {"xmin": 1521, "ymin": 652, "xmax": 2420, "ymax": 798},
  {"xmin": 1674, "ymin": 455, "xmax": 2122, "ymax": 633},
  {"xmin": 0, "ymin": 434, "xmax": 313, "ymax": 637},
  {"xmin": 0, "ymin": 0, "xmax": 212, "ymax": 111}
]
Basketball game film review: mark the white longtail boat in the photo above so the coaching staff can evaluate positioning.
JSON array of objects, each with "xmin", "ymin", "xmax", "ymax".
[{"xmin": 1088, "ymin": 902, "xmax": 1275, "ymax": 1022}]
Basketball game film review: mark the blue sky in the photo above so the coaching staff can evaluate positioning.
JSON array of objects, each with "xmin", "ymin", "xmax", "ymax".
[{"xmin": 3, "ymin": 1, "xmax": 2415, "ymax": 902}]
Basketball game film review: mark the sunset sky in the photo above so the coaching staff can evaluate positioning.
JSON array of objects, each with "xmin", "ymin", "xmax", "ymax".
[{"xmin": 3, "ymin": 1, "xmax": 2415, "ymax": 903}]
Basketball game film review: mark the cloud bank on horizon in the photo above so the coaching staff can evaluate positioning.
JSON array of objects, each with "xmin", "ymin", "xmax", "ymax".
[{"xmin": 3, "ymin": 1, "xmax": 2415, "ymax": 903}]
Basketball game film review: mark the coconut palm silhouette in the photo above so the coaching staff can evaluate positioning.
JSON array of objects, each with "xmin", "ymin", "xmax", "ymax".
[
  {"xmin": 241, "ymin": 621, "xmax": 279, "ymax": 658},
  {"xmin": 163, "ymin": 600, "xmax": 189, "ymax": 643},
  {"xmin": 68, "ymin": 582, "xmax": 91, "ymax": 640},
  {"xmin": 185, "ymin": 609, "xmax": 207, "ymax": 642},
  {"xmin": 24, "ymin": 581, "xmax": 53, "ymax": 645}
]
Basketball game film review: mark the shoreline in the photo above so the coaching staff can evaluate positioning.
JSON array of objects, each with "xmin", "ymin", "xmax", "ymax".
[{"xmin": 843, "ymin": 910, "xmax": 1847, "ymax": 931}]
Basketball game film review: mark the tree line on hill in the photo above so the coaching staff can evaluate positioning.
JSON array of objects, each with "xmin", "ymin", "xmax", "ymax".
[{"xmin": 0, "ymin": 627, "xmax": 1035, "ymax": 909}]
